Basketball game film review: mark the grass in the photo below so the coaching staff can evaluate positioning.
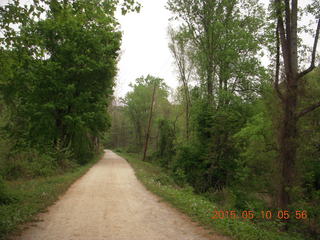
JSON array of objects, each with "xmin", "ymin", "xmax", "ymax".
[
  {"xmin": 0, "ymin": 154, "xmax": 100, "ymax": 240},
  {"xmin": 117, "ymin": 151, "xmax": 307, "ymax": 240}
]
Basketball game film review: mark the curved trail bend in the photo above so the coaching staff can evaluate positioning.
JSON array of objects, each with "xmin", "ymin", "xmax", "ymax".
[{"xmin": 14, "ymin": 150, "xmax": 228, "ymax": 240}]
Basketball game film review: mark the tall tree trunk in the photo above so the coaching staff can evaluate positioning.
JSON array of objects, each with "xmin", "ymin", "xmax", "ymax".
[
  {"xmin": 274, "ymin": 0, "xmax": 320, "ymax": 211},
  {"xmin": 182, "ymin": 79, "xmax": 190, "ymax": 140},
  {"xmin": 185, "ymin": 97, "xmax": 189, "ymax": 140},
  {"xmin": 168, "ymin": 27, "xmax": 192, "ymax": 141},
  {"xmin": 275, "ymin": 0, "xmax": 299, "ymax": 210},
  {"xmin": 279, "ymin": 86, "xmax": 298, "ymax": 209},
  {"xmin": 142, "ymin": 83, "xmax": 157, "ymax": 161}
]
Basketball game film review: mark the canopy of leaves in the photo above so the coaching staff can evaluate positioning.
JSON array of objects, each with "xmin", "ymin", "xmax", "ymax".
[{"xmin": 0, "ymin": 0, "xmax": 121, "ymax": 164}]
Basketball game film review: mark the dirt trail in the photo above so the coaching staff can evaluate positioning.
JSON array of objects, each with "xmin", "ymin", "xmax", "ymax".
[{"xmin": 13, "ymin": 150, "xmax": 228, "ymax": 240}]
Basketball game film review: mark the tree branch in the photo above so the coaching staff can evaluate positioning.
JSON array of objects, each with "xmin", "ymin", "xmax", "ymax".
[
  {"xmin": 274, "ymin": 0, "xmax": 291, "ymax": 79},
  {"xmin": 275, "ymin": 21, "xmax": 285, "ymax": 101},
  {"xmin": 296, "ymin": 101, "xmax": 320, "ymax": 119},
  {"xmin": 284, "ymin": 0, "xmax": 292, "ymax": 56},
  {"xmin": 298, "ymin": 18, "xmax": 320, "ymax": 78}
]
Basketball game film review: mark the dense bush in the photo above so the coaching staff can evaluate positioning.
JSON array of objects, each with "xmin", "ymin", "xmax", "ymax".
[
  {"xmin": 170, "ymin": 143, "xmax": 202, "ymax": 188},
  {"xmin": 154, "ymin": 119, "xmax": 176, "ymax": 167}
]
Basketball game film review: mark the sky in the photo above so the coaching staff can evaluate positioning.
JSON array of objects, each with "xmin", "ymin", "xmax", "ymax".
[{"xmin": 114, "ymin": 0, "xmax": 178, "ymax": 98}]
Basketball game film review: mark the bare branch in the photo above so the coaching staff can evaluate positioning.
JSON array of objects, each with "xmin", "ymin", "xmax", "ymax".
[
  {"xmin": 296, "ymin": 101, "xmax": 320, "ymax": 119},
  {"xmin": 284, "ymin": 0, "xmax": 292, "ymax": 51},
  {"xmin": 274, "ymin": 0, "xmax": 291, "ymax": 78},
  {"xmin": 299, "ymin": 18, "xmax": 320, "ymax": 78},
  {"xmin": 275, "ymin": 21, "xmax": 285, "ymax": 101}
]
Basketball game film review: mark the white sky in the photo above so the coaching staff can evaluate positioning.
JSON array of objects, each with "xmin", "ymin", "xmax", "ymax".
[{"xmin": 114, "ymin": 0, "xmax": 177, "ymax": 98}]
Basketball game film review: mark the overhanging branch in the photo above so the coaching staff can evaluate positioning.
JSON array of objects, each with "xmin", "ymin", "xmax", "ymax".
[
  {"xmin": 296, "ymin": 101, "xmax": 320, "ymax": 119},
  {"xmin": 299, "ymin": 18, "xmax": 320, "ymax": 78}
]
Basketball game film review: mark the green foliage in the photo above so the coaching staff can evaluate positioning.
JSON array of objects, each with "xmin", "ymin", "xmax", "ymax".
[
  {"xmin": 233, "ymin": 100, "xmax": 277, "ymax": 194},
  {"xmin": 0, "ymin": 0, "xmax": 121, "ymax": 177},
  {"xmin": 154, "ymin": 172, "xmax": 176, "ymax": 186},
  {"xmin": 171, "ymin": 168, "xmax": 188, "ymax": 187},
  {"xmin": 3, "ymin": 152, "xmax": 54, "ymax": 179},
  {"xmin": 293, "ymin": 69, "xmax": 320, "ymax": 236},
  {"xmin": 167, "ymin": 0, "xmax": 266, "ymax": 99},
  {"xmin": 155, "ymin": 119, "xmax": 176, "ymax": 167},
  {"xmin": 178, "ymin": 92, "xmax": 252, "ymax": 192},
  {"xmin": 121, "ymin": 75, "xmax": 171, "ymax": 151},
  {"xmin": 115, "ymin": 148, "xmax": 123, "ymax": 153},
  {"xmin": 171, "ymin": 142, "xmax": 203, "ymax": 189},
  {"xmin": 0, "ymin": 177, "xmax": 17, "ymax": 206}
]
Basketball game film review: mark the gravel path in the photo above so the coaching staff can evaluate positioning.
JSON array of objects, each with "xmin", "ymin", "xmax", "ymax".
[{"xmin": 13, "ymin": 150, "xmax": 228, "ymax": 240}]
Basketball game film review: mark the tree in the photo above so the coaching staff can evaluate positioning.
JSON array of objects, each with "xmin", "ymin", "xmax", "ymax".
[
  {"xmin": 168, "ymin": 27, "xmax": 193, "ymax": 140},
  {"xmin": 272, "ymin": 0, "xmax": 320, "ymax": 210},
  {"xmin": 123, "ymin": 75, "xmax": 170, "ymax": 153},
  {"xmin": 0, "ymin": 0, "xmax": 122, "ymax": 164},
  {"xmin": 167, "ymin": 0, "xmax": 266, "ymax": 191},
  {"xmin": 167, "ymin": 0, "xmax": 265, "ymax": 103},
  {"xmin": 142, "ymin": 82, "xmax": 157, "ymax": 161}
]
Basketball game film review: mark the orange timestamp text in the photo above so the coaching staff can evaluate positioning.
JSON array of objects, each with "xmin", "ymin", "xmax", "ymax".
[{"xmin": 211, "ymin": 210, "xmax": 307, "ymax": 220}]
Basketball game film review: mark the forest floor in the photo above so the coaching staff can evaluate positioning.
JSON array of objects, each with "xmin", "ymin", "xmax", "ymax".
[{"xmin": 10, "ymin": 150, "xmax": 227, "ymax": 240}]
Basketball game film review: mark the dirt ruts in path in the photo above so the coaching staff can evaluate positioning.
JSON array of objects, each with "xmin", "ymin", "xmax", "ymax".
[{"xmin": 13, "ymin": 150, "xmax": 228, "ymax": 240}]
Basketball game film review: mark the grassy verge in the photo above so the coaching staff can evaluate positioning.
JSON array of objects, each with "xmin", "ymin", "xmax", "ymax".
[
  {"xmin": 0, "ymin": 154, "xmax": 101, "ymax": 240},
  {"xmin": 117, "ymin": 151, "xmax": 306, "ymax": 240}
]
